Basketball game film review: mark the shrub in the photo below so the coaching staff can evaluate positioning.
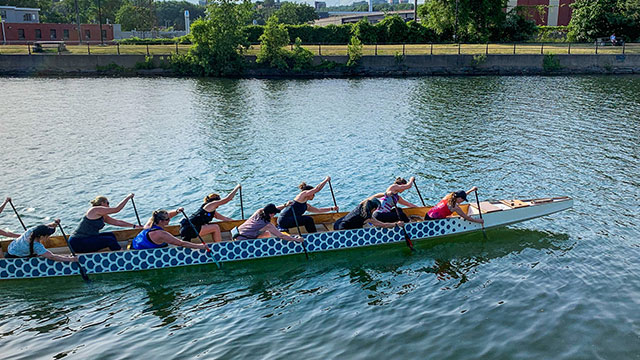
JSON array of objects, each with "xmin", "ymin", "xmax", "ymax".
[
  {"xmin": 289, "ymin": 37, "xmax": 314, "ymax": 71},
  {"xmin": 543, "ymin": 53, "xmax": 561, "ymax": 72},
  {"xmin": 347, "ymin": 36, "xmax": 363, "ymax": 67},
  {"xmin": 257, "ymin": 15, "xmax": 291, "ymax": 70}
]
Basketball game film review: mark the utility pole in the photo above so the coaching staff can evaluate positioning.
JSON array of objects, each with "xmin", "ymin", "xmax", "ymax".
[
  {"xmin": 97, "ymin": 0, "xmax": 104, "ymax": 45},
  {"xmin": 413, "ymin": 0, "xmax": 417, "ymax": 22},
  {"xmin": 74, "ymin": 0, "xmax": 82, "ymax": 44}
]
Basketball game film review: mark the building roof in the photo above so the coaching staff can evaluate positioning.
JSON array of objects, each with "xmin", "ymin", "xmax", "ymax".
[{"xmin": 0, "ymin": 5, "xmax": 41, "ymax": 11}]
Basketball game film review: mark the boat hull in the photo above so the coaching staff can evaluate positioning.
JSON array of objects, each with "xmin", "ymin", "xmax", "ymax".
[{"xmin": 0, "ymin": 197, "xmax": 573, "ymax": 280}]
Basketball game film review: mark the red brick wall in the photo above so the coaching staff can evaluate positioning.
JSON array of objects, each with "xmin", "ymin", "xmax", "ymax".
[
  {"xmin": 557, "ymin": 0, "xmax": 573, "ymax": 26},
  {"xmin": 1, "ymin": 23, "xmax": 114, "ymax": 44}
]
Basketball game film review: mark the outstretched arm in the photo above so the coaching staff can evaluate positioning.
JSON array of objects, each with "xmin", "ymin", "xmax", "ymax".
[
  {"xmin": 214, "ymin": 212, "xmax": 233, "ymax": 221},
  {"xmin": 0, "ymin": 229, "xmax": 20, "ymax": 238},
  {"xmin": 264, "ymin": 223, "xmax": 303, "ymax": 242},
  {"xmin": 466, "ymin": 186, "xmax": 478, "ymax": 196},
  {"xmin": 367, "ymin": 217, "xmax": 403, "ymax": 229},
  {"xmin": 453, "ymin": 206, "xmax": 484, "ymax": 224},
  {"xmin": 203, "ymin": 185, "xmax": 241, "ymax": 212},
  {"xmin": 158, "ymin": 232, "xmax": 208, "ymax": 250},
  {"xmin": 306, "ymin": 204, "xmax": 338, "ymax": 213},
  {"xmin": 90, "ymin": 193, "xmax": 134, "ymax": 218},
  {"xmin": 103, "ymin": 214, "xmax": 137, "ymax": 229},
  {"xmin": 302, "ymin": 176, "xmax": 331, "ymax": 198},
  {"xmin": 40, "ymin": 251, "xmax": 77, "ymax": 263},
  {"xmin": 397, "ymin": 196, "xmax": 418, "ymax": 208}
]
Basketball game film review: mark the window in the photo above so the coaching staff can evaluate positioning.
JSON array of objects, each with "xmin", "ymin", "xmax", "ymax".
[
  {"xmin": 63, "ymin": 29, "xmax": 69, "ymax": 40},
  {"xmin": 102, "ymin": 29, "xmax": 107, "ymax": 40},
  {"xmin": 18, "ymin": 29, "xmax": 25, "ymax": 40},
  {"xmin": 85, "ymin": 30, "xmax": 91, "ymax": 39},
  {"xmin": 50, "ymin": 29, "xmax": 57, "ymax": 40},
  {"xmin": 0, "ymin": 10, "xmax": 7, "ymax": 20},
  {"xmin": 23, "ymin": 13, "xmax": 33, "ymax": 22},
  {"xmin": 35, "ymin": 29, "xmax": 41, "ymax": 39}
]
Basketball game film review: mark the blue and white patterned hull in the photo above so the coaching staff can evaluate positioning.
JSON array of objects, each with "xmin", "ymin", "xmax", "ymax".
[{"xmin": 0, "ymin": 198, "xmax": 573, "ymax": 280}]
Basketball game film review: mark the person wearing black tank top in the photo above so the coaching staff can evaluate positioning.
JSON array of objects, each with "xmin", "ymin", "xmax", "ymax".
[
  {"xmin": 277, "ymin": 177, "xmax": 338, "ymax": 233},
  {"xmin": 179, "ymin": 184, "xmax": 241, "ymax": 243}
]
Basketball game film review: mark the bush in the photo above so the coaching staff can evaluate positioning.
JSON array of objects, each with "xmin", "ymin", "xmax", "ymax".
[
  {"xmin": 347, "ymin": 36, "xmax": 362, "ymax": 67},
  {"xmin": 543, "ymin": 53, "xmax": 561, "ymax": 71},
  {"xmin": 244, "ymin": 25, "xmax": 264, "ymax": 43},
  {"xmin": 289, "ymin": 37, "xmax": 314, "ymax": 71},
  {"xmin": 502, "ymin": 7, "xmax": 538, "ymax": 42},
  {"xmin": 257, "ymin": 15, "xmax": 291, "ymax": 70},
  {"xmin": 536, "ymin": 26, "xmax": 569, "ymax": 42},
  {"xmin": 377, "ymin": 15, "xmax": 408, "ymax": 43},
  {"xmin": 135, "ymin": 55, "xmax": 156, "ymax": 69},
  {"xmin": 351, "ymin": 18, "xmax": 378, "ymax": 44}
]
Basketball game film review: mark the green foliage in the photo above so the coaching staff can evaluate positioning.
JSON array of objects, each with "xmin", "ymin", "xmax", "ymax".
[
  {"xmin": 406, "ymin": 20, "xmax": 436, "ymax": 43},
  {"xmin": 257, "ymin": 15, "xmax": 291, "ymax": 70},
  {"xmin": 376, "ymin": 15, "xmax": 409, "ymax": 43},
  {"xmin": 419, "ymin": 0, "xmax": 508, "ymax": 42},
  {"xmin": 135, "ymin": 55, "xmax": 155, "ymax": 69},
  {"xmin": 155, "ymin": 1, "xmax": 205, "ymax": 30},
  {"xmin": 394, "ymin": 51, "xmax": 405, "ymax": 64},
  {"xmin": 273, "ymin": 2, "xmax": 318, "ymax": 25},
  {"xmin": 543, "ymin": 53, "xmax": 561, "ymax": 72},
  {"xmin": 176, "ymin": 0, "xmax": 251, "ymax": 76},
  {"xmin": 346, "ymin": 36, "xmax": 363, "ymax": 67},
  {"xmin": 290, "ymin": 37, "xmax": 314, "ymax": 71},
  {"xmin": 287, "ymin": 25, "xmax": 318, "ymax": 43},
  {"xmin": 568, "ymin": 0, "xmax": 640, "ymax": 42},
  {"xmin": 501, "ymin": 7, "xmax": 538, "ymax": 42},
  {"xmin": 536, "ymin": 26, "xmax": 569, "ymax": 42},
  {"xmin": 472, "ymin": 53, "xmax": 487, "ymax": 66},
  {"xmin": 351, "ymin": 18, "xmax": 378, "ymax": 44},
  {"xmin": 116, "ymin": 1, "xmax": 155, "ymax": 31},
  {"xmin": 244, "ymin": 25, "xmax": 265, "ymax": 43}
]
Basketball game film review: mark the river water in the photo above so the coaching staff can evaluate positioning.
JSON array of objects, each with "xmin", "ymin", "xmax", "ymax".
[{"xmin": 0, "ymin": 76, "xmax": 638, "ymax": 359}]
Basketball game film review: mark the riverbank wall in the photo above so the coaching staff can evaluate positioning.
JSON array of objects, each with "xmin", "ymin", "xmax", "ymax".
[{"xmin": 1, "ymin": 54, "xmax": 639, "ymax": 76}]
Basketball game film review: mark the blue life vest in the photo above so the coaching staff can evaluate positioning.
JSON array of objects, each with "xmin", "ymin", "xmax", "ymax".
[{"xmin": 132, "ymin": 225, "xmax": 168, "ymax": 250}]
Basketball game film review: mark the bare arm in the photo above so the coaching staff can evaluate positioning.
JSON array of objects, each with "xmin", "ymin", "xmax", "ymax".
[
  {"xmin": 397, "ymin": 196, "xmax": 418, "ymax": 208},
  {"xmin": 299, "ymin": 176, "xmax": 331, "ymax": 200},
  {"xmin": 214, "ymin": 212, "xmax": 233, "ymax": 221},
  {"xmin": 453, "ymin": 206, "xmax": 484, "ymax": 224},
  {"xmin": 167, "ymin": 207, "xmax": 183, "ymax": 219},
  {"xmin": 387, "ymin": 176, "xmax": 415, "ymax": 194},
  {"xmin": 0, "ymin": 229, "xmax": 20, "ymax": 238},
  {"xmin": 203, "ymin": 185, "xmax": 241, "ymax": 212},
  {"xmin": 0, "ymin": 197, "xmax": 10, "ymax": 214},
  {"xmin": 306, "ymin": 204, "xmax": 338, "ymax": 213},
  {"xmin": 40, "ymin": 251, "xmax": 77, "ymax": 263},
  {"xmin": 367, "ymin": 217, "xmax": 403, "ymax": 229},
  {"xmin": 156, "ymin": 231, "xmax": 208, "ymax": 250},
  {"xmin": 263, "ymin": 223, "xmax": 302, "ymax": 242},
  {"xmin": 88, "ymin": 193, "xmax": 134, "ymax": 218},
  {"xmin": 466, "ymin": 186, "xmax": 478, "ymax": 196},
  {"xmin": 103, "ymin": 214, "xmax": 136, "ymax": 229}
]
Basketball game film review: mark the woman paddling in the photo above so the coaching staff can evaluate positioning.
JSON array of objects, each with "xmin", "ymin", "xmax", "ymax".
[
  {"xmin": 235, "ymin": 204, "xmax": 302, "ymax": 242},
  {"xmin": 69, "ymin": 194, "xmax": 139, "ymax": 253},
  {"xmin": 372, "ymin": 177, "xmax": 419, "ymax": 224},
  {"xmin": 179, "ymin": 185, "xmax": 241, "ymax": 243},
  {"xmin": 277, "ymin": 177, "xmax": 338, "ymax": 233},
  {"xmin": 425, "ymin": 186, "xmax": 484, "ymax": 224},
  {"xmin": 333, "ymin": 197, "xmax": 403, "ymax": 230},
  {"xmin": 132, "ymin": 209, "xmax": 208, "ymax": 250},
  {"xmin": 0, "ymin": 197, "xmax": 20, "ymax": 239},
  {"xmin": 6, "ymin": 220, "xmax": 77, "ymax": 262}
]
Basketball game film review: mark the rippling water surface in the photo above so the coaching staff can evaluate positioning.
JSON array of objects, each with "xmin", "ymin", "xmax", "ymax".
[{"xmin": 0, "ymin": 76, "xmax": 639, "ymax": 359}]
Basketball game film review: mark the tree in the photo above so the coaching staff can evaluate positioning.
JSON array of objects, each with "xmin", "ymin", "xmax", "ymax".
[
  {"xmin": 115, "ymin": 1, "xmax": 154, "ymax": 31},
  {"xmin": 376, "ymin": 15, "xmax": 409, "ymax": 43},
  {"xmin": 257, "ymin": 15, "xmax": 290, "ymax": 69},
  {"xmin": 273, "ymin": 2, "xmax": 318, "ymax": 25},
  {"xmin": 418, "ymin": 0, "xmax": 508, "ymax": 42},
  {"xmin": 501, "ymin": 6, "xmax": 537, "ymax": 42},
  {"xmin": 568, "ymin": 0, "xmax": 640, "ymax": 42},
  {"xmin": 351, "ymin": 17, "xmax": 378, "ymax": 44},
  {"xmin": 172, "ymin": 0, "xmax": 251, "ymax": 76},
  {"xmin": 155, "ymin": 1, "xmax": 206, "ymax": 30}
]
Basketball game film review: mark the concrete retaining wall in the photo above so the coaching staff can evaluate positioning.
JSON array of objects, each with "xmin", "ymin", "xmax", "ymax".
[{"xmin": 1, "ymin": 53, "xmax": 640, "ymax": 76}]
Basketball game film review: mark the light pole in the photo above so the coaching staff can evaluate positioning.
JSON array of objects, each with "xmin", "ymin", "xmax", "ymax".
[
  {"xmin": 74, "ymin": 0, "xmax": 82, "ymax": 44},
  {"xmin": 1, "ymin": 19, "xmax": 6, "ymax": 45}
]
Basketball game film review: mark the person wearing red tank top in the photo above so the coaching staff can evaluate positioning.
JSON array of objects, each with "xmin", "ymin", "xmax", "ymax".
[{"xmin": 426, "ymin": 186, "xmax": 484, "ymax": 225}]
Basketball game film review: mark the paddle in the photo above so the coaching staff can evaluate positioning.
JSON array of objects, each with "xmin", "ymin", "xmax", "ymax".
[
  {"xmin": 57, "ymin": 220, "xmax": 90, "ymax": 282},
  {"xmin": 413, "ymin": 179, "xmax": 426, "ymax": 207},
  {"xmin": 8, "ymin": 199, "xmax": 27, "ymax": 231},
  {"xmin": 390, "ymin": 196, "xmax": 415, "ymax": 252},
  {"xmin": 130, "ymin": 197, "xmax": 142, "ymax": 227},
  {"xmin": 239, "ymin": 185, "xmax": 244, "ymax": 219},
  {"xmin": 328, "ymin": 179, "xmax": 338, "ymax": 213},
  {"xmin": 473, "ymin": 190, "xmax": 487, "ymax": 239},
  {"xmin": 179, "ymin": 210, "xmax": 221, "ymax": 269},
  {"xmin": 289, "ymin": 205, "xmax": 309, "ymax": 260}
]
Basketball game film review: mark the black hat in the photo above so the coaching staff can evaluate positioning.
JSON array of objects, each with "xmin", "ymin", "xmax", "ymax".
[
  {"xmin": 454, "ymin": 190, "xmax": 468, "ymax": 202},
  {"xmin": 32, "ymin": 225, "xmax": 55, "ymax": 238},
  {"xmin": 264, "ymin": 203, "xmax": 281, "ymax": 215}
]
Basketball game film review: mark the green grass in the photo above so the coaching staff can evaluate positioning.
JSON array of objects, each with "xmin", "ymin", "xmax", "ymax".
[{"xmin": 1, "ymin": 43, "xmax": 637, "ymax": 56}]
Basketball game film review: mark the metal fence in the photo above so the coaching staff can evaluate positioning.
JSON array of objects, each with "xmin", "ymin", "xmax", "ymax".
[{"xmin": 0, "ymin": 42, "xmax": 637, "ymax": 56}]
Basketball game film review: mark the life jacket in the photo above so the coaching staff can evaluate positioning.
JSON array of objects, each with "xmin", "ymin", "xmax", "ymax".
[
  {"xmin": 428, "ymin": 199, "xmax": 453, "ymax": 219},
  {"xmin": 131, "ymin": 225, "xmax": 167, "ymax": 250}
]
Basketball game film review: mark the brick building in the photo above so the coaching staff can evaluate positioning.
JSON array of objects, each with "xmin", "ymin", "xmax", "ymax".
[
  {"xmin": 507, "ymin": 0, "xmax": 574, "ymax": 26},
  {"xmin": 1, "ymin": 22, "xmax": 114, "ymax": 44}
]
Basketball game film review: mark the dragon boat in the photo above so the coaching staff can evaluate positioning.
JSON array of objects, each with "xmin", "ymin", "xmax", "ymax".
[{"xmin": 0, "ymin": 196, "xmax": 572, "ymax": 280}]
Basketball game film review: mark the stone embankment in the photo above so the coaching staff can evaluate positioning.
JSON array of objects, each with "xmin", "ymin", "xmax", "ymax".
[{"xmin": 1, "ymin": 53, "xmax": 639, "ymax": 76}]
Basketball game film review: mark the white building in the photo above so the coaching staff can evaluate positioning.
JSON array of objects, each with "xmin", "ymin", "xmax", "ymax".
[{"xmin": 0, "ymin": 6, "xmax": 40, "ymax": 23}]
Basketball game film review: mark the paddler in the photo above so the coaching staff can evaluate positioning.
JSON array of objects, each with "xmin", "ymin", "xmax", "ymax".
[
  {"xmin": 180, "ymin": 184, "xmax": 241, "ymax": 243},
  {"xmin": 234, "ymin": 204, "xmax": 302, "ymax": 242},
  {"xmin": 333, "ymin": 196, "xmax": 403, "ymax": 230},
  {"xmin": 277, "ymin": 176, "xmax": 338, "ymax": 233},
  {"xmin": 371, "ymin": 177, "xmax": 419, "ymax": 224},
  {"xmin": 425, "ymin": 186, "xmax": 484, "ymax": 224},
  {"xmin": 5, "ymin": 220, "xmax": 77, "ymax": 262},
  {"xmin": 69, "ymin": 194, "xmax": 141, "ymax": 253},
  {"xmin": 131, "ymin": 209, "xmax": 208, "ymax": 250},
  {"xmin": 0, "ymin": 197, "xmax": 20, "ymax": 239}
]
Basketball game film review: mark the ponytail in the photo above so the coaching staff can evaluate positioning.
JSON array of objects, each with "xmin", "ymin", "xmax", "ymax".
[
  {"xmin": 203, "ymin": 193, "xmax": 221, "ymax": 204},
  {"xmin": 298, "ymin": 182, "xmax": 313, "ymax": 191}
]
